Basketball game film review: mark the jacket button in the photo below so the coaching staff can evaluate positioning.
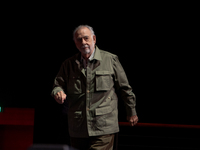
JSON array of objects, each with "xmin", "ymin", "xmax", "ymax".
[
  {"xmin": 87, "ymin": 108, "xmax": 89, "ymax": 111},
  {"xmin": 87, "ymin": 90, "xmax": 90, "ymax": 93},
  {"xmin": 108, "ymin": 97, "xmax": 111, "ymax": 99}
]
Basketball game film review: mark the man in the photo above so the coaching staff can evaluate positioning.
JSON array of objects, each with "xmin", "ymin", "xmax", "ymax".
[{"xmin": 51, "ymin": 25, "xmax": 138, "ymax": 150}]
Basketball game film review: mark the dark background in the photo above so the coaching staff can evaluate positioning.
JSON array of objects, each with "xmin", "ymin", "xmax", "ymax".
[{"xmin": 1, "ymin": 2, "xmax": 199, "ymax": 144}]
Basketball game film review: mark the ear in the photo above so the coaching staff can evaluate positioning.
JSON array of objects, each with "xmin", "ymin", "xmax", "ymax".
[{"xmin": 93, "ymin": 35, "xmax": 96, "ymax": 44}]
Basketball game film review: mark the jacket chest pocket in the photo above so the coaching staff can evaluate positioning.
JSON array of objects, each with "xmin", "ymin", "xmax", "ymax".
[
  {"xmin": 67, "ymin": 76, "xmax": 82, "ymax": 94},
  {"xmin": 95, "ymin": 71, "xmax": 114, "ymax": 91}
]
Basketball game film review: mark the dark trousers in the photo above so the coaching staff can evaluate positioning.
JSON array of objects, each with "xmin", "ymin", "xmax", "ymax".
[{"xmin": 70, "ymin": 134, "xmax": 115, "ymax": 150}]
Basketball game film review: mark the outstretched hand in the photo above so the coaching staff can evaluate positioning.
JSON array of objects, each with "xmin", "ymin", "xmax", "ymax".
[
  {"xmin": 54, "ymin": 91, "xmax": 67, "ymax": 104},
  {"xmin": 127, "ymin": 115, "xmax": 139, "ymax": 126}
]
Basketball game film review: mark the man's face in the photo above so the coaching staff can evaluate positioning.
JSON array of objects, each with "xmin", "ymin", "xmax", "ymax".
[{"xmin": 74, "ymin": 27, "xmax": 96, "ymax": 55}]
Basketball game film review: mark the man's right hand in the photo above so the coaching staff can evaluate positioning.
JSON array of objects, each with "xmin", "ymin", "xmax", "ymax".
[{"xmin": 54, "ymin": 91, "xmax": 67, "ymax": 104}]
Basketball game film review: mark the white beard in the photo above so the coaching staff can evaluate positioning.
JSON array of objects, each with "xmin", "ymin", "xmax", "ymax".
[
  {"xmin": 81, "ymin": 44, "xmax": 94, "ymax": 54},
  {"xmin": 82, "ymin": 48, "xmax": 91, "ymax": 54}
]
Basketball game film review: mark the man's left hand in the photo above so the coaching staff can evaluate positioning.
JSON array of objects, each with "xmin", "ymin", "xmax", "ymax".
[{"xmin": 127, "ymin": 115, "xmax": 139, "ymax": 126}]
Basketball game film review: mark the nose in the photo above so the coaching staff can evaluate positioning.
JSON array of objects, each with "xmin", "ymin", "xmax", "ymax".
[{"xmin": 81, "ymin": 38, "xmax": 87, "ymax": 45}]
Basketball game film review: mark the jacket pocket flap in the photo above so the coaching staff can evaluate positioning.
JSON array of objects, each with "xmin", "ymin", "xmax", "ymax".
[
  {"xmin": 96, "ymin": 71, "xmax": 112, "ymax": 75},
  {"xmin": 74, "ymin": 111, "xmax": 82, "ymax": 118},
  {"xmin": 95, "ymin": 106, "xmax": 112, "ymax": 115}
]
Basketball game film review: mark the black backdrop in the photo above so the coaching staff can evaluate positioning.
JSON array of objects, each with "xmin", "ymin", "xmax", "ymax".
[{"xmin": 1, "ymin": 2, "xmax": 199, "ymax": 144}]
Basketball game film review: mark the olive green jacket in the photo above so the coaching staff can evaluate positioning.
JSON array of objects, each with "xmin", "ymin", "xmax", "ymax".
[{"xmin": 51, "ymin": 46, "xmax": 136, "ymax": 138}]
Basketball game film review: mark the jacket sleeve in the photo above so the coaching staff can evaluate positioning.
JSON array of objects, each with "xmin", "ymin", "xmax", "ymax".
[
  {"xmin": 51, "ymin": 62, "xmax": 67, "ymax": 97},
  {"xmin": 112, "ymin": 55, "xmax": 137, "ymax": 116}
]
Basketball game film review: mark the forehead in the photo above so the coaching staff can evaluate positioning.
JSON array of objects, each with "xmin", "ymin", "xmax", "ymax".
[{"xmin": 75, "ymin": 27, "xmax": 92, "ymax": 38}]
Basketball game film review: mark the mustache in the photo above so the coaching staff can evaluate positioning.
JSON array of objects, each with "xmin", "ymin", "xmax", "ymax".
[{"xmin": 81, "ymin": 45, "xmax": 89, "ymax": 49}]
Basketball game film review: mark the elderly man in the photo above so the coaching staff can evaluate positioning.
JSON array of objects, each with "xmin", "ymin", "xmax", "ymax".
[{"xmin": 51, "ymin": 25, "xmax": 138, "ymax": 150}]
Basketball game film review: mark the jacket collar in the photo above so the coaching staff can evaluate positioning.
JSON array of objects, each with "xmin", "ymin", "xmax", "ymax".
[{"xmin": 92, "ymin": 45, "xmax": 102, "ymax": 61}]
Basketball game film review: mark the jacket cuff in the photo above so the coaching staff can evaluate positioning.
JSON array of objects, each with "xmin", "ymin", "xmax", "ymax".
[
  {"xmin": 126, "ymin": 108, "xmax": 137, "ymax": 117},
  {"xmin": 51, "ymin": 87, "xmax": 64, "ymax": 97}
]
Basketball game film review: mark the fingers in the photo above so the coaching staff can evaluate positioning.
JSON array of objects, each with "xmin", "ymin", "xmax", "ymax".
[
  {"xmin": 129, "ymin": 120, "xmax": 136, "ymax": 126},
  {"xmin": 61, "ymin": 91, "xmax": 67, "ymax": 101},
  {"xmin": 57, "ymin": 92, "xmax": 61, "ymax": 100},
  {"xmin": 127, "ymin": 115, "xmax": 139, "ymax": 126},
  {"xmin": 54, "ymin": 94, "xmax": 62, "ymax": 104},
  {"xmin": 63, "ymin": 93, "xmax": 67, "ymax": 101},
  {"xmin": 132, "ymin": 120, "xmax": 138, "ymax": 126},
  {"xmin": 54, "ymin": 91, "xmax": 66, "ymax": 104},
  {"xmin": 129, "ymin": 121, "xmax": 134, "ymax": 126},
  {"xmin": 60, "ymin": 91, "xmax": 67, "ymax": 103}
]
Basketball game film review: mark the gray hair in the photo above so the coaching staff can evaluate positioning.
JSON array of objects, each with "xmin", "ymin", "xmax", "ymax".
[{"xmin": 73, "ymin": 25, "xmax": 95, "ymax": 40}]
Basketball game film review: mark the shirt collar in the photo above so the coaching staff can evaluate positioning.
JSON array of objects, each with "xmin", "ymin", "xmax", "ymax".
[{"xmin": 89, "ymin": 48, "xmax": 95, "ymax": 61}]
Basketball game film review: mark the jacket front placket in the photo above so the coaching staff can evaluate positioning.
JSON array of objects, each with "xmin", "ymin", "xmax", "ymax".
[
  {"xmin": 75, "ymin": 47, "xmax": 102, "ymax": 136},
  {"xmin": 85, "ymin": 60, "xmax": 93, "ymax": 132},
  {"xmin": 86, "ymin": 57, "xmax": 102, "ymax": 134}
]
